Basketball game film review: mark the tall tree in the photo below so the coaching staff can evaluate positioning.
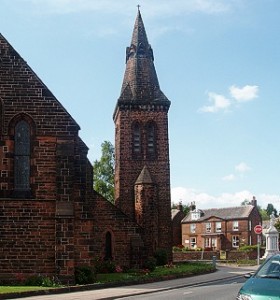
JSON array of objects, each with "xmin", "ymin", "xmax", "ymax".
[
  {"xmin": 93, "ymin": 141, "xmax": 115, "ymax": 203},
  {"xmin": 275, "ymin": 219, "xmax": 280, "ymax": 232},
  {"xmin": 241, "ymin": 200, "xmax": 270, "ymax": 220},
  {"xmin": 266, "ymin": 203, "xmax": 279, "ymax": 217},
  {"xmin": 240, "ymin": 199, "xmax": 250, "ymax": 206}
]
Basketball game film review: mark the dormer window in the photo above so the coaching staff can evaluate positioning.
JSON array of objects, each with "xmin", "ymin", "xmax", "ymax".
[{"xmin": 191, "ymin": 211, "xmax": 201, "ymax": 220}]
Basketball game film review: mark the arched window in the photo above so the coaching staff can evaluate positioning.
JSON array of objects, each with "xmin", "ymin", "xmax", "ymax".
[
  {"xmin": 104, "ymin": 231, "xmax": 112, "ymax": 260},
  {"xmin": 0, "ymin": 98, "xmax": 3, "ymax": 135},
  {"xmin": 14, "ymin": 120, "xmax": 30, "ymax": 192},
  {"xmin": 132, "ymin": 122, "xmax": 141, "ymax": 157},
  {"xmin": 146, "ymin": 122, "xmax": 156, "ymax": 158}
]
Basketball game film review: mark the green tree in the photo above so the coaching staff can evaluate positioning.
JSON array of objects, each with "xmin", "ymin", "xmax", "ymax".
[
  {"xmin": 171, "ymin": 202, "xmax": 190, "ymax": 215},
  {"xmin": 266, "ymin": 203, "xmax": 279, "ymax": 217},
  {"xmin": 93, "ymin": 141, "xmax": 115, "ymax": 203},
  {"xmin": 240, "ymin": 199, "xmax": 250, "ymax": 206},
  {"xmin": 241, "ymin": 200, "xmax": 279, "ymax": 221},
  {"xmin": 275, "ymin": 219, "xmax": 280, "ymax": 232},
  {"xmin": 258, "ymin": 206, "xmax": 270, "ymax": 221}
]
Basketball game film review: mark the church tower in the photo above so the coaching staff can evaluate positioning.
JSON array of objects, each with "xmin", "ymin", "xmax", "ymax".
[{"xmin": 113, "ymin": 9, "xmax": 172, "ymax": 256}]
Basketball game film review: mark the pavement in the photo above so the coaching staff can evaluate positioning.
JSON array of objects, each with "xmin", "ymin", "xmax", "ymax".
[{"xmin": 0, "ymin": 264, "xmax": 259, "ymax": 300}]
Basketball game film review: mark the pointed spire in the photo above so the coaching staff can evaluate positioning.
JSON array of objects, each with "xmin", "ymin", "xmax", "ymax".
[
  {"xmin": 117, "ymin": 9, "xmax": 170, "ymax": 105},
  {"xmin": 129, "ymin": 8, "xmax": 151, "ymax": 60}
]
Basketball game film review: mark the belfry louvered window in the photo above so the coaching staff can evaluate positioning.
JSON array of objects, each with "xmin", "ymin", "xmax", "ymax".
[
  {"xmin": 14, "ymin": 120, "xmax": 30, "ymax": 191},
  {"xmin": 132, "ymin": 122, "xmax": 141, "ymax": 155},
  {"xmin": 146, "ymin": 122, "xmax": 156, "ymax": 157}
]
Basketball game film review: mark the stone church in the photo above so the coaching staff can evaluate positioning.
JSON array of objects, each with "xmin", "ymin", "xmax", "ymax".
[{"xmin": 0, "ymin": 9, "xmax": 172, "ymax": 282}]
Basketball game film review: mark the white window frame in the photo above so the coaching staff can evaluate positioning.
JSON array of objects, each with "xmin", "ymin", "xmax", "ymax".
[
  {"xmin": 191, "ymin": 212, "xmax": 200, "ymax": 220},
  {"xmin": 248, "ymin": 220, "xmax": 252, "ymax": 231},
  {"xmin": 206, "ymin": 222, "xmax": 211, "ymax": 233},
  {"xmin": 232, "ymin": 235, "xmax": 239, "ymax": 248},
  {"xmin": 190, "ymin": 237, "xmax": 197, "ymax": 249},
  {"xmin": 211, "ymin": 238, "xmax": 217, "ymax": 248},
  {"xmin": 190, "ymin": 223, "xmax": 196, "ymax": 233},
  {"xmin": 204, "ymin": 237, "xmax": 211, "ymax": 248},
  {"xmin": 215, "ymin": 221, "xmax": 222, "ymax": 232},
  {"xmin": 233, "ymin": 221, "xmax": 239, "ymax": 231}
]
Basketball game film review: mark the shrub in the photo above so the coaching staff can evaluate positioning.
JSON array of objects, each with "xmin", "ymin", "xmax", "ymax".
[
  {"xmin": 93, "ymin": 257, "xmax": 116, "ymax": 273},
  {"xmin": 74, "ymin": 266, "xmax": 96, "ymax": 285},
  {"xmin": 173, "ymin": 245, "xmax": 185, "ymax": 252},
  {"xmin": 25, "ymin": 275, "xmax": 59, "ymax": 287},
  {"xmin": 143, "ymin": 257, "xmax": 157, "ymax": 271},
  {"xmin": 154, "ymin": 249, "xmax": 168, "ymax": 266},
  {"xmin": 238, "ymin": 245, "xmax": 258, "ymax": 252},
  {"xmin": 98, "ymin": 260, "xmax": 116, "ymax": 273}
]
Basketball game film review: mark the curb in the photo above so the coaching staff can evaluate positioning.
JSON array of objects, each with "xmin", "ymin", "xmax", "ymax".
[{"xmin": 0, "ymin": 267, "xmax": 254, "ymax": 300}]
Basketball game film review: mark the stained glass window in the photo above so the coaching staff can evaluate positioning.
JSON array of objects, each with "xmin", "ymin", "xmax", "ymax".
[{"xmin": 14, "ymin": 120, "xmax": 30, "ymax": 191}]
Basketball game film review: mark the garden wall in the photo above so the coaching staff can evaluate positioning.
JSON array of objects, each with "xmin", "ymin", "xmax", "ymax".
[{"xmin": 173, "ymin": 249, "xmax": 265, "ymax": 262}]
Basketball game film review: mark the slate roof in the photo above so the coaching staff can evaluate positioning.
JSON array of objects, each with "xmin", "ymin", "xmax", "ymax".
[
  {"xmin": 116, "ymin": 9, "xmax": 170, "ymax": 105},
  {"xmin": 135, "ymin": 165, "xmax": 153, "ymax": 184},
  {"xmin": 171, "ymin": 208, "xmax": 180, "ymax": 219},
  {"xmin": 181, "ymin": 205, "xmax": 255, "ymax": 223}
]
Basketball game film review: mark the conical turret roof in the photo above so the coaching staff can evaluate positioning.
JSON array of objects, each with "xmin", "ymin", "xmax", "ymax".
[{"xmin": 135, "ymin": 165, "xmax": 154, "ymax": 184}]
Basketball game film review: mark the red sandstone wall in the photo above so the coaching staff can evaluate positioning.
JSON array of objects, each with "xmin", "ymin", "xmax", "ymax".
[{"xmin": 0, "ymin": 199, "xmax": 56, "ymax": 282}]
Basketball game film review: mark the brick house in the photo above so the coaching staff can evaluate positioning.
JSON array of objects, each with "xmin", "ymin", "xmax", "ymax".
[
  {"xmin": 0, "ymin": 9, "xmax": 172, "ymax": 283},
  {"xmin": 181, "ymin": 197, "xmax": 261, "ymax": 251}
]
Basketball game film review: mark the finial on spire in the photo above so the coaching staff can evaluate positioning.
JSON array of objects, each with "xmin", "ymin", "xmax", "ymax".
[{"xmin": 137, "ymin": 4, "xmax": 140, "ymax": 11}]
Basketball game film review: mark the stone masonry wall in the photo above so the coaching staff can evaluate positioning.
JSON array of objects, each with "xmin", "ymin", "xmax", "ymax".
[
  {"xmin": 114, "ymin": 107, "xmax": 172, "ymax": 257},
  {"xmin": 0, "ymin": 199, "xmax": 56, "ymax": 282}
]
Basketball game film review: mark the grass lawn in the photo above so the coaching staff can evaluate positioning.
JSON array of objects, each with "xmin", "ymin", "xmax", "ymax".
[
  {"xmin": 0, "ymin": 262, "xmax": 215, "ymax": 295},
  {"xmin": 0, "ymin": 286, "xmax": 51, "ymax": 294}
]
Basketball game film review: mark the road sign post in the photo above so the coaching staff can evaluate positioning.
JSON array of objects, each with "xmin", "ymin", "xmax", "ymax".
[{"xmin": 254, "ymin": 225, "xmax": 262, "ymax": 265}]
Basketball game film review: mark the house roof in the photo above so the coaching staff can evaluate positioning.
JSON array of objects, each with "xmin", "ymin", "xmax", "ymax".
[
  {"xmin": 171, "ymin": 208, "xmax": 180, "ymax": 219},
  {"xmin": 181, "ymin": 205, "xmax": 255, "ymax": 223}
]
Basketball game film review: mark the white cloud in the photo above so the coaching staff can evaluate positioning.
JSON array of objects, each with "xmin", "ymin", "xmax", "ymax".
[
  {"xmin": 235, "ymin": 162, "xmax": 251, "ymax": 173},
  {"xmin": 230, "ymin": 85, "xmax": 259, "ymax": 102},
  {"xmin": 20, "ymin": 0, "xmax": 237, "ymax": 16},
  {"xmin": 221, "ymin": 162, "xmax": 251, "ymax": 182},
  {"xmin": 171, "ymin": 187, "xmax": 280, "ymax": 211},
  {"xmin": 222, "ymin": 174, "xmax": 236, "ymax": 181},
  {"xmin": 199, "ymin": 92, "xmax": 231, "ymax": 113},
  {"xmin": 199, "ymin": 84, "xmax": 259, "ymax": 113}
]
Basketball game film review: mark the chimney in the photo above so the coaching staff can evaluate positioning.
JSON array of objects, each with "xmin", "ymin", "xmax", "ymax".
[
  {"xmin": 251, "ymin": 196, "xmax": 257, "ymax": 207},
  {"xmin": 190, "ymin": 201, "xmax": 196, "ymax": 211},
  {"xmin": 177, "ymin": 201, "xmax": 183, "ymax": 212}
]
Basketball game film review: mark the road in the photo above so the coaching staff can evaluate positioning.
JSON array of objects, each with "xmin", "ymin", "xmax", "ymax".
[
  {"xmin": 6, "ymin": 265, "xmax": 256, "ymax": 300},
  {"xmin": 116, "ymin": 276, "xmax": 245, "ymax": 299}
]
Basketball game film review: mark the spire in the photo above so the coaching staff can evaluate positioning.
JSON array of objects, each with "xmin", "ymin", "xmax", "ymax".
[
  {"xmin": 129, "ymin": 8, "xmax": 150, "ymax": 59},
  {"xmin": 118, "ymin": 9, "xmax": 170, "ymax": 105}
]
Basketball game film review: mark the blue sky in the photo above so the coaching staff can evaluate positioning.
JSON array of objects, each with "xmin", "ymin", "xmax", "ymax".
[{"xmin": 1, "ymin": 0, "xmax": 280, "ymax": 211}]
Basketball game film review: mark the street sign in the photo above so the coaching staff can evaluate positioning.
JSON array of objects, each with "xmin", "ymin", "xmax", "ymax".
[{"xmin": 254, "ymin": 224, "xmax": 262, "ymax": 234}]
